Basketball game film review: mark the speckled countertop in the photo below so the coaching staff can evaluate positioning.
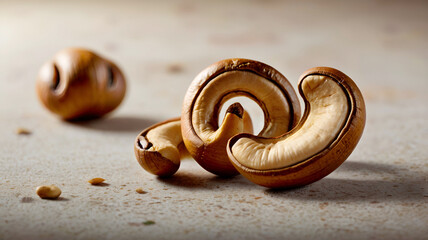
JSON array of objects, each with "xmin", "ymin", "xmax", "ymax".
[{"xmin": 0, "ymin": 0, "xmax": 427, "ymax": 239}]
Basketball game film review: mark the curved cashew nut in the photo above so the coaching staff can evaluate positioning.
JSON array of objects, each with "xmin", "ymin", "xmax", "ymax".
[
  {"xmin": 227, "ymin": 67, "xmax": 366, "ymax": 188},
  {"xmin": 134, "ymin": 118, "xmax": 185, "ymax": 177},
  {"xmin": 181, "ymin": 59, "xmax": 301, "ymax": 176},
  {"xmin": 36, "ymin": 48, "xmax": 126, "ymax": 120},
  {"xmin": 134, "ymin": 109, "xmax": 252, "ymax": 177}
]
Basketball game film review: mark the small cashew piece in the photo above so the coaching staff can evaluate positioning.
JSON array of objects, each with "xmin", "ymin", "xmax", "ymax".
[
  {"xmin": 227, "ymin": 67, "xmax": 366, "ymax": 188},
  {"xmin": 36, "ymin": 185, "xmax": 62, "ymax": 199},
  {"xmin": 36, "ymin": 48, "xmax": 126, "ymax": 120},
  {"xmin": 181, "ymin": 59, "xmax": 301, "ymax": 176}
]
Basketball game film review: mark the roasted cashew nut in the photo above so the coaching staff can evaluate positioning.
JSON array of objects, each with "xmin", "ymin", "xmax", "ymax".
[
  {"xmin": 134, "ymin": 118, "xmax": 185, "ymax": 177},
  {"xmin": 36, "ymin": 48, "xmax": 126, "ymax": 120},
  {"xmin": 134, "ymin": 108, "xmax": 252, "ymax": 177},
  {"xmin": 227, "ymin": 67, "xmax": 366, "ymax": 188},
  {"xmin": 181, "ymin": 59, "xmax": 301, "ymax": 176}
]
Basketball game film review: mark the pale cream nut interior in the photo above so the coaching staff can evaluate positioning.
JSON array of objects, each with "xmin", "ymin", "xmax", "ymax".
[
  {"xmin": 192, "ymin": 71, "xmax": 291, "ymax": 143},
  {"xmin": 144, "ymin": 121, "xmax": 182, "ymax": 165},
  {"xmin": 231, "ymin": 75, "xmax": 349, "ymax": 170}
]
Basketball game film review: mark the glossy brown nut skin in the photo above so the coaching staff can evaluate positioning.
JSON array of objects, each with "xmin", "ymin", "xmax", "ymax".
[
  {"xmin": 36, "ymin": 48, "xmax": 126, "ymax": 120},
  {"xmin": 227, "ymin": 67, "xmax": 366, "ymax": 188},
  {"xmin": 181, "ymin": 58, "xmax": 301, "ymax": 176},
  {"xmin": 134, "ymin": 118, "xmax": 183, "ymax": 177}
]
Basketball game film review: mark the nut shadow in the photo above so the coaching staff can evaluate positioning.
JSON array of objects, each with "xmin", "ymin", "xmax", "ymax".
[
  {"xmin": 67, "ymin": 115, "xmax": 158, "ymax": 133},
  {"xmin": 20, "ymin": 197, "xmax": 34, "ymax": 203},
  {"xmin": 89, "ymin": 182, "xmax": 110, "ymax": 187},
  {"xmin": 43, "ymin": 197, "xmax": 70, "ymax": 202},
  {"xmin": 264, "ymin": 161, "xmax": 427, "ymax": 202},
  {"xmin": 157, "ymin": 171, "xmax": 255, "ymax": 190}
]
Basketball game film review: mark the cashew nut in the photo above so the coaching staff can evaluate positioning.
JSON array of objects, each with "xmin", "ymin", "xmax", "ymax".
[
  {"xmin": 36, "ymin": 185, "xmax": 62, "ymax": 199},
  {"xmin": 181, "ymin": 59, "xmax": 301, "ymax": 176},
  {"xmin": 133, "ymin": 61, "xmax": 364, "ymax": 188},
  {"xmin": 134, "ymin": 118, "xmax": 187, "ymax": 177},
  {"xmin": 227, "ymin": 67, "xmax": 366, "ymax": 188},
  {"xmin": 36, "ymin": 48, "xmax": 126, "ymax": 120},
  {"xmin": 134, "ymin": 110, "xmax": 251, "ymax": 177}
]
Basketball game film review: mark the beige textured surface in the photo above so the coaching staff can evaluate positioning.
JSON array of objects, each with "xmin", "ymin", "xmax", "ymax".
[{"xmin": 1, "ymin": 0, "xmax": 427, "ymax": 239}]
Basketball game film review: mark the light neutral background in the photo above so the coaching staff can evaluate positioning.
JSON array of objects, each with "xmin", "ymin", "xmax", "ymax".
[{"xmin": 1, "ymin": 0, "xmax": 427, "ymax": 239}]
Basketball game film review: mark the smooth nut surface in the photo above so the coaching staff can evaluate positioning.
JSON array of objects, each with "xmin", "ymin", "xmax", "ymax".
[
  {"xmin": 36, "ymin": 185, "xmax": 61, "ymax": 199},
  {"xmin": 181, "ymin": 58, "xmax": 301, "ymax": 176},
  {"xmin": 227, "ymin": 67, "xmax": 366, "ymax": 188},
  {"xmin": 232, "ymin": 75, "xmax": 348, "ymax": 169},
  {"xmin": 36, "ymin": 48, "xmax": 126, "ymax": 120}
]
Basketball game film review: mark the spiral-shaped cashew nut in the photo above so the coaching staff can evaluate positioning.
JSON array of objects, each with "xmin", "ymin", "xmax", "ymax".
[{"xmin": 181, "ymin": 59, "xmax": 301, "ymax": 176}]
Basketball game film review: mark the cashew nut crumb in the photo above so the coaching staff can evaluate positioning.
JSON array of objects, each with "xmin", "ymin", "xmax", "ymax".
[
  {"xmin": 16, "ymin": 128, "xmax": 31, "ymax": 135},
  {"xmin": 88, "ymin": 178, "xmax": 105, "ymax": 185},
  {"xmin": 36, "ymin": 185, "xmax": 61, "ymax": 199},
  {"xmin": 136, "ymin": 188, "xmax": 147, "ymax": 194}
]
